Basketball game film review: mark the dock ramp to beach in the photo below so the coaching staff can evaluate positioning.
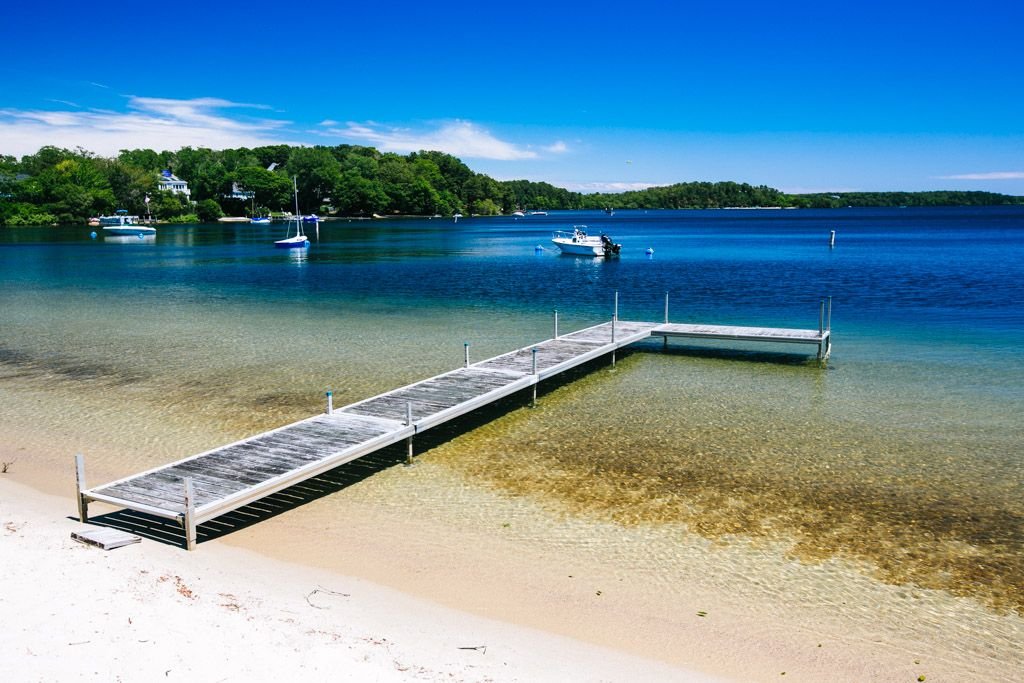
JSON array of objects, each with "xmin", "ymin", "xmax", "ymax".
[{"xmin": 76, "ymin": 309, "xmax": 831, "ymax": 550}]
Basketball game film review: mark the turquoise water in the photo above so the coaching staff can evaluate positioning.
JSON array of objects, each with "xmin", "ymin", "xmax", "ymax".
[{"xmin": 2, "ymin": 207, "xmax": 1023, "ymax": 614}]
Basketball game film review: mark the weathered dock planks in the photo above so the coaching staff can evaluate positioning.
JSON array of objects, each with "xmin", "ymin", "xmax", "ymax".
[{"xmin": 75, "ymin": 315, "xmax": 831, "ymax": 549}]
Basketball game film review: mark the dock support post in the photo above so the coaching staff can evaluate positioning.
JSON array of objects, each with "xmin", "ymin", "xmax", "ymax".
[
  {"xmin": 183, "ymin": 478, "xmax": 196, "ymax": 551},
  {"xmin": 553, "ymin": 309, "xmax": 558, "ymax": 339},
  {"xmin": 405, "ymin": 402, "xmax": 414, "ymax": 464},
  {"xmin": 664, "ymin": 291, "xmax": 669, "ymax": 324},
  {"xmin": 531, "ymin": 348, "xmax": 539, "ymax": 407},
  {"xmin": 611, "ymin": 291, "xmax": 618, "ymax": 343},
  {"xmin": 74, "ymin": 453, "xmax": 88, "ymax": 523},
  {"xmin": 464, "ymin": 342, "xmax": 470, "ymax": 368},
  {"xmin": 326, "ymin": 390, "xmax": 333, "ymax": 415},
  {"xmin": 818, "ymin": 299, "xmax": 824, "ymax": 335},
  {"xmin": 827, "ymin": 296, "xmax": 832, "ymax": 332}
]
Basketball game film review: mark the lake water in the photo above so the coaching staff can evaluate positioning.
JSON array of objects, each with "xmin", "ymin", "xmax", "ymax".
[{"xmin": 2, "ymin": 207, "xmax": 1023, "ymax": 665}]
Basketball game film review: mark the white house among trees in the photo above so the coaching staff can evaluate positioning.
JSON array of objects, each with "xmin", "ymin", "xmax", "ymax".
[{"xmin": 158, "ymin": 170, "xmax": 191, "ymax": 199}]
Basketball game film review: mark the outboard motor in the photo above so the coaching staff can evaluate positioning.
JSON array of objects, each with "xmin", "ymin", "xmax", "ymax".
[{"xmin": 601, "ymin": 234, "xmax": 622, "ymax": 256}]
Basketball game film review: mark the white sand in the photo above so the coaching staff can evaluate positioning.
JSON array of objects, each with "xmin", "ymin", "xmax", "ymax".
[{"xmin": 0, "ymin": 478, "xmax": 716, "ymax": 682}]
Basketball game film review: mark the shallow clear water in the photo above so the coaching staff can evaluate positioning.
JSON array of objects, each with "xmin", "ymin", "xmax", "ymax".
[{"xmin": 2, "ymin": 208, "xmax": 1023, "ymax": 621}]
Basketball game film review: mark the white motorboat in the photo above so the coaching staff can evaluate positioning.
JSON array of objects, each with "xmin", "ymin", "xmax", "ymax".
[
  {"xmin": 100, "ymin": 210, "xmax": 155, "ymax": 236},
  {"xmin": 274, "ymin": 177, "xmax": 309, "ymax": 249},
  {"xmin": 551, "ymin": 226, "xmax": 621, "ymax": 257}
]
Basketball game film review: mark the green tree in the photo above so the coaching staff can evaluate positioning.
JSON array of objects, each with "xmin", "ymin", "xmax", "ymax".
[
  {"xmin": 232, "ymin": 166, "xmax": 294, "ymax": 210},
  {"xmin": 286, "ymin": 147, "xmax": 342, "ymax": 213},
  {"xmin": 196, "ymin": 198, "xmax": 224, "ymax": 222}
]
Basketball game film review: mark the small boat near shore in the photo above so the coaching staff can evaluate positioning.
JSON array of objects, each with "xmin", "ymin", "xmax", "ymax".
[
  {"xmin": 551, "ymin": 226, "xmax": 621, "ymax": 257},
  {"xmin": 100, "ymin": 210, "xmax": 155, "ymax": 236}
]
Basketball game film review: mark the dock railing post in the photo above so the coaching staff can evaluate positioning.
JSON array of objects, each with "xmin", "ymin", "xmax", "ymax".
[
  {"xmin": 664, "ymin": 291, "xmax": 669, "ymax": 324},
  {"xmin": 818, "ymin": 299, "xmax": 824, "ymax": 335},
  {"xmin": 531, "ymin": 347, "xmax": 539, "ymax": 407},
  {"xmin": 611, "ymin": 291, "xmax": 618, "ymax": 343},
  {"xmin": 74, "ymin": 453, "xmax": 88, "ymax": 523},
  {"xmin": 553, "ymin": 309, "xmax": 558, "ymax": 339},
  {"xmin": 183, "ymin": 477, "xmax": 196, "ymax": 551},
  {"xmin": 405, "ymin": 402, "xmax": 414, "ymax": 464},
  {"xmin": 464, "ymin": 342, "xmax": 470, "ymax": 368},
  {"xmin": 326, "ymin": 390, "xmax": 333, "ymax": 415},
  {"xmin": 827, "ymin": 296, "xmax": 832, "ymax": 332}
]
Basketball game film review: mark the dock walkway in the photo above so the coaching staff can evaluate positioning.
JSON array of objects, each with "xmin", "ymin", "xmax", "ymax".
[{"xmin": 76, "ymin": 316, "xmax": 831, "ymax": 549}]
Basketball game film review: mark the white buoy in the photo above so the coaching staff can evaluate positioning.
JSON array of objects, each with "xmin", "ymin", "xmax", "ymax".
[
  {"xmin": 645, "ymin": 247, "xmax": 654, "ymax": 255},
  {"xmin": 829, "ymin": 230, "xmax": 836, "ymax": 247}
]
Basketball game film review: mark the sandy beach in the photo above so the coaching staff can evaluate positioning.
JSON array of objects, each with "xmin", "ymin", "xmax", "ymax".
[
  {"xmin": 3, "ymin": 442, "xmax": 1019, "ymax": 682},
  {"xmin": 1, "ymin": 477, "xmax": 710, "ymax": 682}
]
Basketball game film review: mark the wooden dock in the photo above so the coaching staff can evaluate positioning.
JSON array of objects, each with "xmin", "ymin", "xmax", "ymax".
[{"xmin": 76, "ymin": 312, "xmax": 832, "ymax": 549}]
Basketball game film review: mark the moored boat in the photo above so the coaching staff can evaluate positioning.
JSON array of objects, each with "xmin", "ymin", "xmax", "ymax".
[
  {"xmin": 551, "ymin": 226, "xmax": 621, "ymax": 257},
  {"xmin": 100, "ymin": 210, "xmax": 155, "ymax": 236},
  {"xmin": 274, "ymin": 178, "xmax": 309, "ymax": 249}
]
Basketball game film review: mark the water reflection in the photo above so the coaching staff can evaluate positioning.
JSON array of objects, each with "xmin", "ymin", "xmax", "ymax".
[{"xmin": 104, "ymin": 234, "xmax": 156, "ymax": 245}]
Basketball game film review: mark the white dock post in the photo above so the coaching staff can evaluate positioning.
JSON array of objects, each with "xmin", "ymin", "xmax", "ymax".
[
  {"xmin": 553, "ymin": 309, "xmax": 558, "ymax": 339},
  {"xmin": 827, "ymin": 296, "xmax": 832, "ymax": 332},
  {"xmin": 829, "ymin": 230, "xmax": 836, "ymax": 248},
  {"xmin": 326, "ymin": 390, "xmax": 333, "ymax": 415},
  {"xmin": 464, "ymin": 342, "xmax": 470, "ymax": 368},
  {"xmin": 183, "ymin": 478, "xmax": 197, "ymax": 551},
  {"xmin": 531, "ymin": 347, "xmax": 539, "ymax": 407},
  {"xmin": 611, "ymin": 291, "xmax": 618, "ymax": 343},
  {"xmin": 663, "ymin": 291, "xmax": 670, "ymax": 350},
  {"xmin": 74, "ymin": 453, "xmax": 88, "ymax": 523},
  {"xmin": 817, "ymin": 299, "xmax": 825, "ymax": 361},
  {"xmin": 405, "ymin": 402, "xmax": 414, "ymax": 464}
]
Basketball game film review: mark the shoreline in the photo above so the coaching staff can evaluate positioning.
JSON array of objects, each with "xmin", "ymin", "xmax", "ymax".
[
  {"xmin": 1, "ymin": 477, "xmax": 712, "ymax": 682},
  {"xmin": 4, "ymin": 433, "xmax": 1019, "ymax": 681}
]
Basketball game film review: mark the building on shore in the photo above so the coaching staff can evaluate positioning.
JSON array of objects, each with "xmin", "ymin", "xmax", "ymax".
[{"xmin": 158, "ymin": 170, "xmax": 191, "ymax": 199}]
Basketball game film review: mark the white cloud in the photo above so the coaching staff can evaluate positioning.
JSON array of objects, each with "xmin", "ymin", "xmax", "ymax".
[
  {"xmin": 544, "ymin": 141, "xmax": 569, "ymax": 154},
  {"xmin": 937, "ymin": 171, "xmax": 1024, "ymax": 180},
  {"xmin": 0, "ymin": 97, "xmax": 293, "ymax": 157},
  {"xmin": 321, "ymin": 120, "xmax": 538, "ymax": 160},
  {"xmin": 560, "ymin": 181, "xmax": 660, "ymax": 193}
]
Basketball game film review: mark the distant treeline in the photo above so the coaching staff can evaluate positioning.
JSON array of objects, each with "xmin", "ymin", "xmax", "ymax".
[
  {"xmin": 784, "ymin": 191, "xmax": 1024, "ymax": 208},
  {"xmin": 1, "ymin": 144, "xmax": 1021, "ymax": 225}
]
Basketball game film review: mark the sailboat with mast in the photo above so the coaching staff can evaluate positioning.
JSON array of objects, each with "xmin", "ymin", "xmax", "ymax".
[{"xmin": 274, "ymin": 177, "xmax": 309, "ymax": 248}]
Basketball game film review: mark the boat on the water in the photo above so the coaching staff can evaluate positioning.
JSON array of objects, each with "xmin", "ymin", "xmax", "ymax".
[
  {"xmin": 511, "ymin": 210, "xmax": 525, "ymax": 217},
  {"xmin": 551, "ymin": 226, "xmax": 621, "ymax": 257},
  {"xmin": 250, "ymin": 216, "xmax": 272, "ymax": 225},
  {"xmin": 275, "ymin": 178, "xmax": 309, "ymax": 249},
  {"xmin": 100, "ymin": 210, "xmax": 155, "ymax": 236},
  {"xmin": 527, "ymin": 210, "xmax": 548, "ymax": 216}
]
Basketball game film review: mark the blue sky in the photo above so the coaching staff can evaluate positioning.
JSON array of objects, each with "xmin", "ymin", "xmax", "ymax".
[{"xmin": 2, "ymin": 0, "xmax": 1023, "ymax": 194}]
